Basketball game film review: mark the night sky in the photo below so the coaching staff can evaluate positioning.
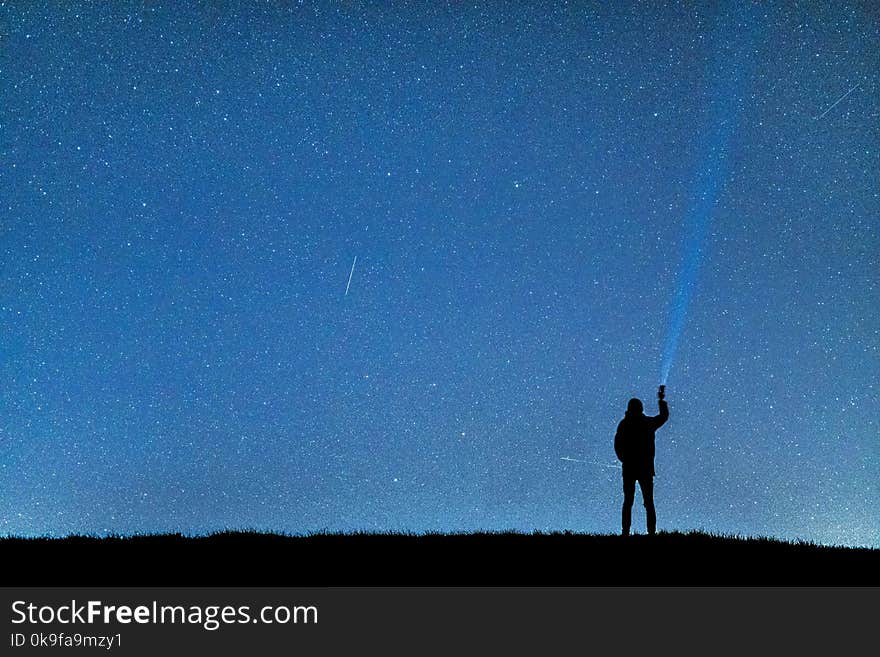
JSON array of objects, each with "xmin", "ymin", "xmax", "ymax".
[{"xmin": 2, "ymin": 2, "xmax": 877, "ymax": 547}]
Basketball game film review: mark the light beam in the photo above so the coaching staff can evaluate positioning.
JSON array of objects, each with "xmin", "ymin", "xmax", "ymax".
[{"xmin": 660, "ymin": 6, "xmax": 761, "ymax": 385}]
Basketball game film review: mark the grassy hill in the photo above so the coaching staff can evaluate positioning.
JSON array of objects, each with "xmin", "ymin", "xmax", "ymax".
[{"xmin": 1, "ymin": 530, "xmax": 876, "ymax": 586}]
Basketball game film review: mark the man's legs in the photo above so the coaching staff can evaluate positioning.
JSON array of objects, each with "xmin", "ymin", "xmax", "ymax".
[
  {"xmin": 622, "ymin": 476, "xmax": 636, "ymax": 536},
  {"xmin": 639, "ymin": 477, "xmax": 656, "ymax": 535}
]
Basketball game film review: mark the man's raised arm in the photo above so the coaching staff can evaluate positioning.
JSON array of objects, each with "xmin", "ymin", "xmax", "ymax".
[{"xmin": 654, "ymin": 386, "xmax": 669, "ymax": 429}]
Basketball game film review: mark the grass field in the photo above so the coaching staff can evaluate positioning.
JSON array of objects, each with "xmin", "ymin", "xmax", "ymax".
[{"xmin": 2, "ymin": 530, "xmax": 876, "ymax": 586}]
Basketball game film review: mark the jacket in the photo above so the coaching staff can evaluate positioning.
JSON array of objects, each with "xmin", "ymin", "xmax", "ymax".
[{"xmin": 614, "ymin": 400, "xmax": 669, "ymax": 478}]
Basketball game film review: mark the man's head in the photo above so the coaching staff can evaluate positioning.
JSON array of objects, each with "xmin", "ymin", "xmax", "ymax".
[{"xmin": 626, "ymin": 398, "xmax": 644, "ymax": 415}]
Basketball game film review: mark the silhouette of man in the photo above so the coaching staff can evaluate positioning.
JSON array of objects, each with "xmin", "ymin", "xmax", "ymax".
[{"xmin": 614, "ymin": 386, "xmax": 669, "ymax": 536}]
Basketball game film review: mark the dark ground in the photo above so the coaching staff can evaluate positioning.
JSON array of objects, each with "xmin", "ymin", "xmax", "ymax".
[{"xmin": 1, "ymin": 531, "xmax": 876, "ymax": 586}]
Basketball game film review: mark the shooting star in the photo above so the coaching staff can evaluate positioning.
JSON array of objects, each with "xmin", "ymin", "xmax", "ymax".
[
  {"xmin": 815, "ymin": 83, "xmax": 860, "ymax": 121},
  {"xmin": 344, "ymin": 256, "xmax": 357, "ymax": 297},
  {"xmin": 561, "ymin": 457, "xmax": 621, "ymax": 469}
]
